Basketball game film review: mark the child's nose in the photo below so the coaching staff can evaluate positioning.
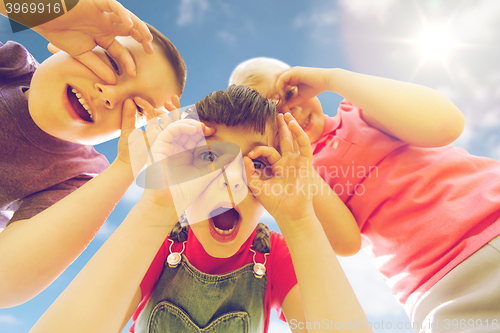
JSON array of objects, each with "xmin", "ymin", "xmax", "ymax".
[
  {"xmin": 218, "ymin": 160, "xmax": 246, "ymax": 193},
  {"xmin": 94, "ymin": 83, "xmax": 124, "ymax": 110}
]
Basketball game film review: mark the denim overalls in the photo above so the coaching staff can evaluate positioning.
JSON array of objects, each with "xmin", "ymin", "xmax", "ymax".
[{"xmin": 135, "ymin": 225, "xmax": 271, "ymax": 333}]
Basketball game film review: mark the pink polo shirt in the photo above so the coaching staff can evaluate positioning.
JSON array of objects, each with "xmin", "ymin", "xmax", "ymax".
[{"xmin": 313, "ymin": 100, "xmax": 500, "ymax": 315}]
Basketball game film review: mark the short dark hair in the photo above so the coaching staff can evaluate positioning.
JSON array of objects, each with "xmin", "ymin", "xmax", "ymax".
[
  {"xmin": 145, "ymin": 23, "xmax": 187, "ymax": 94},
  {"xmin": 187, "ymin": 85, "xmax": 277, "ymax": 135}
]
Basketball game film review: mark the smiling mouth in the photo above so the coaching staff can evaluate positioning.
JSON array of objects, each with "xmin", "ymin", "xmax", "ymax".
[
  {"xmin": 301, "ymin": 114, "xmax": 312, "ymax": 129},
  {"xmin": 67, "ymin": 86, "xmax": 93, "ymax": 123}
]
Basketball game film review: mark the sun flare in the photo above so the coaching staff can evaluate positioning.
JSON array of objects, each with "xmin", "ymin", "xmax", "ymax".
[{"xmin": 418, "ymin": 26, "xmax": 453, "ymax": 59}]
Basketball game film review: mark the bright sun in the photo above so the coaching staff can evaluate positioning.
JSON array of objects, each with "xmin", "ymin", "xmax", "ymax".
[
  {"xmin": 404, "ymin": 22, "xmax": 463, "ymax": 80},
  {"xmin": 418, "ymin": 26, "xmax": 453, "ymax": 59}
]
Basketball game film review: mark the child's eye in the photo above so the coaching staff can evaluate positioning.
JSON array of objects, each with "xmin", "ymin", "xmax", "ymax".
[
  {"xmin": 199, "ymin": 151, "xmax": 218, "ymax": 162},
  {"xmin": 134, "ymin": 102, "xmax": 144, "ymax": 116},
  {"xmin": 252, "ymin": 159, "xmax": 273, "ymax": 180},
  {"xmin": 285, "ymin": 87, "xmax": 298, "ymax": 101},
  {"xmin": 105, "ymin": 52, "xmax": 120, "ymax": 75},
  {"xmin": 252, "ymin": 159, "xmax": 267, "ymax": 169}
]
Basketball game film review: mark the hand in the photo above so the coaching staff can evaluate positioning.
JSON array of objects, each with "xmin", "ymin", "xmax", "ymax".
[
  {"xmin": 274, "ymin": 66, "xmax": 332, "ymax": 111},
  {"xmin": 142, "ymin": 119, "xmax": 234, "ymax": 215},
  {"xmin": 245, "ymin": 113, "xmax": 316, "ymax": 223},
  {"xmin": 37, "ymin": 0, "xmax": 153, "ymax": 84},
  {"xmin": 117, "ymin": 95, "xmax": 181, "ymax": 179}
]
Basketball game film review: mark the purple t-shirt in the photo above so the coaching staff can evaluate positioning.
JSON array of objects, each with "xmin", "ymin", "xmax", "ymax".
[{"xmin": 0, "ymin": 41, "xmax": 109, "ymax": 228}]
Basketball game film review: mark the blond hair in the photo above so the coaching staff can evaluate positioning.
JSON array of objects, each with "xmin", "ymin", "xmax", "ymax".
[{"xmin": 229, "ymin": 57, "xmax": 290, "ymax": 91}]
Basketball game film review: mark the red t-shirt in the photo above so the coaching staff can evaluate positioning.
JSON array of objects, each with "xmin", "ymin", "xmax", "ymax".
[
  {"xmin": 313, "ymin": 100, "xmax": 500, "ymax": 316},
  {"xmin": 130, "ymin": 227, "xmax": 297, "ymax": 332}
]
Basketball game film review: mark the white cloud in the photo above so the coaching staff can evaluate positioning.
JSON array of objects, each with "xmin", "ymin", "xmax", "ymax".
[
  {"xmin": 451, "ymin": 0, "xmax": 500, "ymax": 43},
  {"xmin": 216, "ymin": 30, "xmax": 237, "ymax": 45},
  {"xmin": 177, "ymin": 0, "xmax": 210, "ymax": 26},
  {"xmin": 0, "ymin": 314, "xmax": 20, "ymax": 325},
  {"xmin": 339, "ymin": 0, "xmax": 397, "ymax": 23},
  {"xmin": 334, "ymin": 0, "xmax": 500, "ymax": 158},
  {"xmin": 292, "ymin": 5, "xmax": 338, "ymax": 44},
  {"xmin": 491, "ymin": 143, "xmax": 500, "ymax": 161},
  {"xmin": 293, "ymin": 8, "xmax": 338, "ymax": 30}
]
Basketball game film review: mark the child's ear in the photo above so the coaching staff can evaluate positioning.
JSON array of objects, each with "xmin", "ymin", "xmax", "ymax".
[{"xmin": 47, "ymin": 43, "xmax": 62, "ymax": 54}]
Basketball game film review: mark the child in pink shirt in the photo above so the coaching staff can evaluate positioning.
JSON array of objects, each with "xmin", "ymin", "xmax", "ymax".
[{"xmin": 230, "ymin": 58, "xmax": 500, "ymax": 332}]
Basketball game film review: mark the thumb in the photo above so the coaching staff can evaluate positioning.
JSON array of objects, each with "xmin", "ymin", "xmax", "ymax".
[
  {"xmin": 47, "ymin": 42, "xmax": 61, "ymax": 54},
  {"xmin": 243, "ymin": 156, "xmax": 264, "ymax": 194}
]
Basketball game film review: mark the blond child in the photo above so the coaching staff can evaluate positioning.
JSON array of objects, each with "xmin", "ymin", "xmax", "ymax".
[{"xmin": 230, "ymin": 58, "xmax": 500, "ymax": 332}]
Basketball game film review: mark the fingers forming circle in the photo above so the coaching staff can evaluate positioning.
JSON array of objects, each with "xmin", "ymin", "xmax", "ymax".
[{"xmin": 106, "ymin": 39, "xmax": 136, "ymax": 77}]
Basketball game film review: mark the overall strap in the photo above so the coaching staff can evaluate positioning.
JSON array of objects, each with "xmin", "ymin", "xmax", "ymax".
[{"xmin": 169, "ymin": 221, "xmax": 272, "ymax": 253}]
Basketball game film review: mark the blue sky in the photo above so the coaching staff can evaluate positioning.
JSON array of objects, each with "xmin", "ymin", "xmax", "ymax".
[{"xmin": 1, "ymin": 0, "xmax": 500, "ymax": 332}]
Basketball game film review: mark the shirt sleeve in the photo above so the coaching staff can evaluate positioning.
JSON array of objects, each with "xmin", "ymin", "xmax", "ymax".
[
  {"xmin": 7, "ymin": 176, "xmax": 92, "ymax": 225},
  {"xmin": 269, "ymin": 232, "xmax": 298, "ymax": 322},
  {"xmin": 0, "ymin": 41, "xmax": 38, "ymax": 85}
]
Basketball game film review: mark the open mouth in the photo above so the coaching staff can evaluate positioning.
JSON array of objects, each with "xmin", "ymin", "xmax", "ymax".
[
  {"xmin": 301, "ymin": 114, "xmax": 312, "ymax": 130},
  {"xmin": 67, "ymin": 86, "xmax": 93, "ymax": 123},
  {"xmin": 208, "ymin": 205, "xmax": 241, "ymax": 243}
]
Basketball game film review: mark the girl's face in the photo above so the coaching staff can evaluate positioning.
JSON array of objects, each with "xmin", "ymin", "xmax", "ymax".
[
  {"xmin": 186, "ymin": 123, "xmax": 276, "ymax": 258},
  {"xmin": 253, "ymin": 72, "xmax": 325, "ymax": 144}
]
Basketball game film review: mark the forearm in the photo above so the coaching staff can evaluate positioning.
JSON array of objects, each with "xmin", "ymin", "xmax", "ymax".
[
  {"xmin": 311, "ymin": 173, "xmax": 361, "ymax": 256},
  {"xmin": 30, "ymin": 199, "xmax": 178, "ymax": 333},
  {"xmin": 279, "ymin": 216, "xmax": 371, "ymax": 332},
  {"xmin": 327, "ymin": 68, "xmax": 465, "ymax": 147},
  {"xmin": 0, "ymin": 160, "xmax": 134, "ymax": 307}
]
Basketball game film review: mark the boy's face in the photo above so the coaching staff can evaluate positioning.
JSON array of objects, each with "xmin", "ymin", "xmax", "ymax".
[
  {"xmin": 27, "ymin": 37, "xmax": 179, "ymax": 145},
  {"xmin": 254, "ymin": 71, "xmax": 325, "ymax": 144},
  {"xmin": 186, "ymin": 122, "xmax": 277, "ymax": 258}
]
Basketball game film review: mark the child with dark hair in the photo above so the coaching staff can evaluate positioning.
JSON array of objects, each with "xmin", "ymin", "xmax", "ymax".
[
  {"xmin": 0, "ymin": 0, "xmax": 186, "ymax": 307},
  {"xmin": 230, "ymin": 57, "xmax": 500, "ymax": 332},
  {"xmin": 28, "ymin": 85, "xmax": 372, "ymax": 333}
]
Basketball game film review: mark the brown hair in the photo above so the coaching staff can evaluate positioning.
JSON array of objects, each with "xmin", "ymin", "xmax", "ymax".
[
  {"xmin": 145, "ymin": 22, "xmax": 187, "ymax": 94},
  {"xmin": 184, "ymin": 84, "xmax": 278, "ymax": 135}
]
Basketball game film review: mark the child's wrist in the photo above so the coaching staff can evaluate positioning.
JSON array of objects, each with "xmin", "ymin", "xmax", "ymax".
[
  {"xmin": 326, "ymin": 68, "xmax": 342, "ymax": 93},
  {"xmin": 136, "ymin": 196, "xmax": 179, "ymax": 224},
  {"xmin": 139, "ymin": 190, "xmax": 176, "ymax": 209},
  {"xmin": 276, "ymin": 213, "xmax": 321, "ymax": 241},
  {"xmin": 109, "ymin": 159, "xmax": 135, "ymax": 181}
]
